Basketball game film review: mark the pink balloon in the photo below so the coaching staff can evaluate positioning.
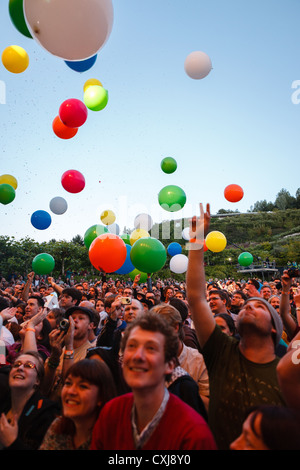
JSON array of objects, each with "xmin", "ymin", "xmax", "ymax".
[
  {"xmin": 61, "ymin": 169, "xmax": 85, "ymax": 193},
  {"xmin": 59, "ymin": 99, "xmax": 88, "ymax": 128}
]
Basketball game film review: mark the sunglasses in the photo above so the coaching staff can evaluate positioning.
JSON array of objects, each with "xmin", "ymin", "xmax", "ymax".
[{"xmin": 12, "ymin": 360, "xmax": 37, "ymax": 371}]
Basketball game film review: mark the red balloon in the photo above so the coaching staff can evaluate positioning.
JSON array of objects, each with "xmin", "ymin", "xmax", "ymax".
[
  {"xmin": 224, "ymin": 184, "xmax": 244, "ymax": 203},
  {"xmin": 61, "ymin": 169, "xmax": 85, "ymax": 193},
  {"xmin": 89, "ymin": 233, "xmax": 127, "ymax": 273},
  {"xmin": 59, "ymin": 98, "xmax": 88, "ymax": 128},
  {"xmin": 52, "ymin": 115, "xmax": 78, "ymax": 139}
]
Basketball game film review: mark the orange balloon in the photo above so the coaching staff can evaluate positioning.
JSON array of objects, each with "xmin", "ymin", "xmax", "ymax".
[
  {"xmin": 52, "ymin": 115, "xmax": 78, "ymax": 140},
  {"xmin": 89, "ymin": 233, "xmax": 127, "ymax": 273},
  {"xmin": 224, "ymin": 184, "xmax": 244, "ymax": 203}
]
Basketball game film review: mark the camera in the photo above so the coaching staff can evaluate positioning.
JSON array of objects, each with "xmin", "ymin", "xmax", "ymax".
[
  {"xmin": 287, "ymin": 268, "xmax": 300, "ymax": 278},
  {"xmin": 59, "ymin": 319, "xmax": 70, "ymax": 332},
  {"xmin": 120, "ymin": 297, "xmax": 131, "ymax": 305}
]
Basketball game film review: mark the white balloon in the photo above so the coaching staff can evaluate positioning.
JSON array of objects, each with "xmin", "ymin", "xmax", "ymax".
[
  {"xmin": 107, "ymin": 222, "xmax": 120, "ymax": 235},
  {"xmin": 134, "ymin": 213, "xmax": 153, "ymax": 231},
  {"xmin": 184, "ymin": 51, "xmax": 212, "ymax": 79},
  {"xmin": 49, "ymin": 196, "xmax": 68, "ymax": 215},
  {"xmin": 23, "ymin": 0, "xmax": 114, "ymax": 61},
  {"xmin": 170, "ymin": 254, "xmax": 188, "ymax": 274},
  {"xmin": 182, "ymin": 227, "xmax": 190, "ymax": 241}
]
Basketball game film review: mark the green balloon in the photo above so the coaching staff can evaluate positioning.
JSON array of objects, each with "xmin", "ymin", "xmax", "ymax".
[
  {"xmin": 83, "ymin": 85, "xmax": 108, "ymax": 111},
  {"xmin": 129, "ymin": 268, "xmax": 148, "ymax": 283},
  {"xmin": 32, "ymin": 253, "xmax": 55, "ymax": 275},
  {"xmin": 161, "ymin": 157, "xmax": 177, "ymax": 174},
  {"xmin": 9, "ymin": 0, "xmax": 32, "ymax": 38},
  {"xmin": 0, "ymin": 184, "xmax": 16, "ymax": 205},
  {"xmin": 158, "ymin": 185, "xmax": 186, "ymax": 212},
  {"xmin": 84, "ymin": 224, "xmax": 109, "ymax": 249},
  {"xmin": 238, "ymin": 252, "xmax": 253, "ymax": 267},
  {"xmin": 130, "ymin": 237, "xmax": 167, "ymax": 273},
  {"xmin": 121, "ymin": 233, "xmax": 131, "ymax": 245}
]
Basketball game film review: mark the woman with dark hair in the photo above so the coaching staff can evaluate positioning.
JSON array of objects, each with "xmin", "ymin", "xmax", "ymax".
[
  {"xmin": 0, "ymin": 350, "xmax": 60, "ymax": 450},
  {"xmin": 230, "ymin": 405, "xmax": 300, "ymax": 450},
  {"xmin": 39, "ymin": 359, "xmax": 117, "ymax": 450}
]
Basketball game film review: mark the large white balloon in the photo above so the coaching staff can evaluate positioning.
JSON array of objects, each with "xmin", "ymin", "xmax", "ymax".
[
  {"xmin": 184, "ymin": 51, "xmax": 212, "ymax": 79},
  {"xmin": 49, "ymin": 196, "xmax": 68, "ymax": 215},
  {"xmin": 170, "ymin": 254, "xmax": 188, "ymax": 274},
  {"xmin": 23, "ymin": 0, "xmax": 114, "ymax": 61}
]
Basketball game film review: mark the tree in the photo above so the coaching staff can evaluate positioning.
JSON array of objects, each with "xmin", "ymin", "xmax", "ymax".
[{"xmin": 274, "ymin": 189, "xmax": 296, "ymax": 210}]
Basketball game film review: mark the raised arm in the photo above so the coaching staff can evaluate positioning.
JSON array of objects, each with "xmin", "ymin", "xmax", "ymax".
[
  {"xmin": 276, "ymin": 329, "xmax": 300, "ymax": 410},
  {"xmin": 280, "ymin": 271, "xmax": 298, "ymax": 340},
  {"xmin": 186, "ymin": 203, "xmax": 216, "ymax": 349}
]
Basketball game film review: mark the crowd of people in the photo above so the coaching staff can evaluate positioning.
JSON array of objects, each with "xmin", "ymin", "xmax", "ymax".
[{"xmin": 0, "ymin": 205, "xmax": 300, "ymax": 451}]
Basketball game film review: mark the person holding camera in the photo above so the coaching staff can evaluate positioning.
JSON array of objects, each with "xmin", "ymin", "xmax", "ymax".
[{"xmin": 42, "ymin": 306, "xmax": 95, "ymax": 403}]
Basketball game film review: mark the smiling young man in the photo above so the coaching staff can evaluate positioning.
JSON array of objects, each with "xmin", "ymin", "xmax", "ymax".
[
  {"xmin": 91, "ymin": 312, "xmax": 216, "ymax": 450},
  {"xmin": 186, "ymin": 203, "xmax": 286, "ymax": 450}
]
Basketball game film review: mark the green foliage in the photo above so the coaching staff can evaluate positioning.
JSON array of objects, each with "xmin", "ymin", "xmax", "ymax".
[{"xmin": 1, "ymin": 206, "xmax": 300, "ymax": 281}]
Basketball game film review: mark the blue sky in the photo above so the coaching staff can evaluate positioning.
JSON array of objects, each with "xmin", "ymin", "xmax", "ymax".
[{"xmin": 0, "ymin": 0, "xmax": 299, "ymax": 243}]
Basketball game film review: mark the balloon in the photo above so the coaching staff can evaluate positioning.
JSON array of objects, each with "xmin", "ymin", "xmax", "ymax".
[
  {"xmin": 9, "ymin": 0, "xmax": 32, "ymax": 38},
  {"xmin": 89, "ymin": 233, "xmax": 127, "ymax": 273},
  {"xmin": 224, "ymin": 184, "xmax": 244, "ymax": 203},
  {"xmin": 100, "ymin": 209, "xmax": 116, "ymax": 225},
  {"xmin": 130, "ymin": 229, "xmax": 150, "ymax": 246},
  {"xmin": 205, "ymin": 231, "xmax": 227, "ymax": 253},
  {"xmin": 52, "ymin": 115, "xmax": 78, "ymax": 140},
  {"xmin": 0, "ymin": 174, "xmax": 18, "ymax": 189},
  {"xmin": 238, "ymin": 252, "xmax": 253, "ymax": 267},
  {"xmin": 49, "ymin": 196, "xmax": 68, "ymax": 215},
  {"xmin": 134, "ymin": 213, "xmax": 153, "ymax": 231},
  {"xmin": 32, "ymin": 253, "xmax": 55, "ymax": 275},
  {"xmin": 167, "ymin": 242, "xmax": 182, "ymax": 256},
  {"xmin": 23, "ymin": 0, "xmax": 114, "ymax": 61},
  {"xmin": 61, "ymin": 169, "xmax": 85, "ymax": 193},
  {"xmin": 130, "ymin": 237, "xmax": 167, "ymax": 273},
  {"xmin": 65, "ymin": 54, "xmax": 97, "ymax": 72},
  {"xmin": 161, "ymin": 157, "xmax": 177, "ymax": 174},
  {"xmin": 2, "ymin": 45, "xmax": 29, "ymax": 73},
  {"xmin": 182, "ymin": 227, "xmax": 190, "ymax": 241},
  {"xmin": 184, "ymin": 51, "xmax": 212, "ymax": 79},
  {"xmin": 83, "ymin": 85, "xmax": 108, "ymax": 111},
  {"xmin": 107, "ymin": 223, "xmax": 120, "ymax": 235},
  {"xmin": 83, "ymin": 78, "xmax": 103, "ymax": 92},
  {"xmin": 0, "ymin": 184, "xmax": 16, "ymax": 205},
  {"xmin": 114, "ymin": 244, "xmax": 135, "ymax": 275},
  {"xmin": 84, "ymin": 224, "xmax": 109, "ymax": 249},
  {"xmin": 59, "ymin": 99, "xmax": 88, "ymax": 128},
  {"xmin": 129, "ymin": 269, "xmax": 148, "ymax": 283},
  {"xmin": 158, "ymin": 185, "xmax": 186, "ymax": 212},
  {"xmin": 121, "ymin": 233, "xmax": 131, "ymax": 245},
  {"xmin": 31, "ymin": 210, "xmax": 52, "ymax": 230},
  {"xmin": 170, "ymin": 254, "xmax": 188, "ymax": 274}
]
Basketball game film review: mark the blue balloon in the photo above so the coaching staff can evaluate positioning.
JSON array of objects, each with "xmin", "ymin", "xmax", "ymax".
[
  {"xmin": 167, "ymin": 242, "xmax": 182, "ymax": 257},
  {"xmin": 114, "ymin": 244, "xmax": 135, "ymax": 275},
  {"xmin": 31, "ymin": 210, "xmax": 52, "ymax": 230},
  {"xmin": 65, "ymin": 55, "xmax": 97, "ymax": 72}
]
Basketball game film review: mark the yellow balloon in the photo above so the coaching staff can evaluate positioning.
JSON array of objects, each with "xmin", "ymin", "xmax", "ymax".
[
  {"xmin": 83, "ymin": 78, "xmax": 103, "ymax": 93},
  {"xmin": 2, "ymin": 45, "xmax": 29, "ymax": 73},
  {"xmin": 205, "ymin": 231, "xmax": 227, "ymax": 253},
  {"xmin": 0, "ymin": 174, "xmax": 18, "ymax": 190},
  {"xmin": 130, "ymin": 229, "xmax": 150, "ymax": 246},
  {"xmin": 100, "ymin": 209, "xmax": 116, "ymax": 226}
]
